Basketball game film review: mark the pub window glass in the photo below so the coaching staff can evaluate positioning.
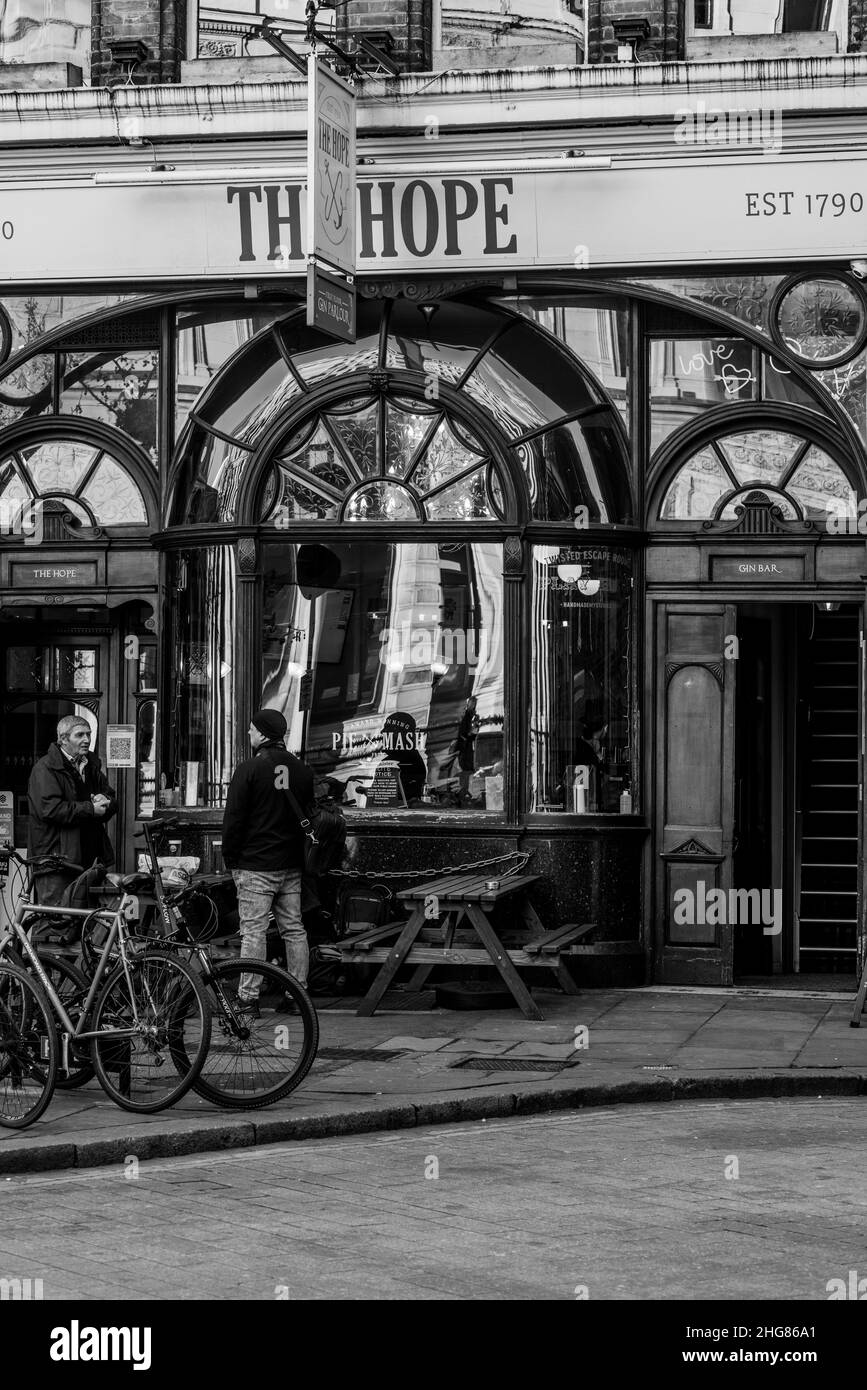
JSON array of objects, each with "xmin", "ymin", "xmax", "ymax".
[
  {"xmin": 5, "ymin": 646, "xmax": 97, "ymax": 692},
  {"xmin": 529, "ymin": 546, "xmax": 633, "ymax": 814},
  {"xmin": 175, "ymin": 306, "xmax": 287, "ymax": 437},
  {"xmin": 136, "ymin": 699, "xmax": 156, "ymax": 817},
  {"xmin": 502, "ymin": 297, "xmax": 631, "ymax": 433},
  {"xmin": 60, "ymin": 350, "xmax": 159, "ymax": 462},
  {"xmin": 53, "ymin": 648, "xmax": 98, "ymax": 692},
  {"xmin": 261, "ymin": 540, "xmax": 505, "ymax": 812},
  {"xmin": 164, "ymin": 547, "xmax": 236, "ymax": 808},
  {"xmin": 649, "ymin": 338, "xmax": 758, "ymax": 459}
]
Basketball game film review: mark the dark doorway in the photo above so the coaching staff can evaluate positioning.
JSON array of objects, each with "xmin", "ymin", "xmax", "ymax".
[{"xmin": 733, "ymin": 602, "xmax": 861, "ymax": 982}]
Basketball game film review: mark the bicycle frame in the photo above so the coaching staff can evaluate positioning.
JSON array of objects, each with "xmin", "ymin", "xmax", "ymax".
[
  {"xmin": 136, "ymin": 822, "xmax": 255, "ymax": 1034},
  {"xmin": 0, "ymin": 885, "xmax": 145, "ymax": 1073}
]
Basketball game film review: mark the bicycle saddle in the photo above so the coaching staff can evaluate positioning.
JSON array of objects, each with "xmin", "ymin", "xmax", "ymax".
[{"xmin": 105, "ymin": 871, "xmax": 153, "ymax": 891}]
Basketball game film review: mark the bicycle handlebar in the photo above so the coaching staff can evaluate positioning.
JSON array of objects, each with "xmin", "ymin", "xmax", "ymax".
[{"xmin": 1, "ymin": 844, "xmax": 86, "ymax": 874}]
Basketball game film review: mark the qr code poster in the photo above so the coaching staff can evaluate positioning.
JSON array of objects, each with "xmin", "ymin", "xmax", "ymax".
[{"xmin": 106, "ymin": 724, "xmax": 137, "ymax": 769}]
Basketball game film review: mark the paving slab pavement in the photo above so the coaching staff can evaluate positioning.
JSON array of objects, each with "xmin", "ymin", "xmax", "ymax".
[{"xmin": 1, "ymin": 984, "xmax": 866, "ymax": 1173}]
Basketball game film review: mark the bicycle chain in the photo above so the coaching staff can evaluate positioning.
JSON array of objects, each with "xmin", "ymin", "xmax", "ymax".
[{"xmin": 327, "ymin": 849, "xmax": 533, "ymax": 881}]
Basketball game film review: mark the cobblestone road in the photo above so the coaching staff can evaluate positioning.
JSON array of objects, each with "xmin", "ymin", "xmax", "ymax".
[{"xmin": 1, "ymin": 1098, "xmax": 865, "ymax": 1300}]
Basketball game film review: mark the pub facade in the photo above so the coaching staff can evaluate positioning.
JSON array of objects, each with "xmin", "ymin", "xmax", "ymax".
[{"xmin": 1, "ymin": 20, "xmax": 867, "ymax": 988}]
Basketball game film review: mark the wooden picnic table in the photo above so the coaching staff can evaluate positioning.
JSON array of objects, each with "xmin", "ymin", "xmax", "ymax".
[{"xmin": 335, "ymin": 871, "xmax": 594, "ymax": 1021}]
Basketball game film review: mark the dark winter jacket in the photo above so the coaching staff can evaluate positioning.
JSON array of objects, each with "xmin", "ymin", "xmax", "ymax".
[
  {"xmin": 27, "ymin": 744, "xmax": 118, "ymax": 867},
  {"xmin": 221, "ymin": 741, "xmax": 315, "ymax": 872}
]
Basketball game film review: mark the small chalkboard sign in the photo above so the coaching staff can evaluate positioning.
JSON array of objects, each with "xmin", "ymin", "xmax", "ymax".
[{"xmin": 367, "ymin": 761, "xmax": 408, "ymax": 808}]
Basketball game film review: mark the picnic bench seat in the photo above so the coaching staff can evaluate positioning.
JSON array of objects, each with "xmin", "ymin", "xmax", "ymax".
[{"xmin": 333, "ymin": 872, "xmax": 601, "ymax": 1020}]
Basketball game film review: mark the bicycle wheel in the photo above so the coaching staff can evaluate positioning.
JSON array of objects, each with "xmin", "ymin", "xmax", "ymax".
[
  {"xmin": 191, "ymin": 958, "xmax": 319, "ymax": 1108},
  {"xmin": 36, "ymin": 952, "xmax": 95, "ymax": 1090},
  {"xmin": 90, "ymin": 949, "xmax": 211, "ymax": 1114},
  {"xmin": 0, "ymin": 959, "xmax": 58, "ymax": 1128}
]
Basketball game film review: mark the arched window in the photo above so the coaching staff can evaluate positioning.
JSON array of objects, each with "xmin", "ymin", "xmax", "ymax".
[
  {"xmin": 258, "ymin": 394, "xmax": 505, "ymax": 524},
  {"xmin": 654, "ymin": 425, "xmax": 856, "ymax": 528},
  {"xmin": 168, "ymin": 299, "xmax": 633, "ymax": 528},
  {"xmin": 0, "ymin": 437, "xmax": 149, "ymax": 531},
  {"xmin": 163, "ymin": 297, "xmax": 636, "ymax": 818}
]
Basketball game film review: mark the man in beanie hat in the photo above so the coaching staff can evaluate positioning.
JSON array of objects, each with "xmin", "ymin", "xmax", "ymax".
[{"xmin": 222, "ymin": 708, "xmax": 315, "ymax": 1007}]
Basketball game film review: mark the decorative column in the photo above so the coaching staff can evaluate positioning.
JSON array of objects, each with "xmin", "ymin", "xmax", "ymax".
[
  {"xmin": 235, "ymin": 535, "xmax": 261, "ymax": 771},
  {"xmin": 503, "ymin": 534, "xmax": 525, "ymax": 824}
]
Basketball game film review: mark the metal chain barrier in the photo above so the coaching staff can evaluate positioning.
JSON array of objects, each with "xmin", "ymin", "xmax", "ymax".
[{"xmin": 327, "ymin": 849, "xmax": 533, "ymax": 881}]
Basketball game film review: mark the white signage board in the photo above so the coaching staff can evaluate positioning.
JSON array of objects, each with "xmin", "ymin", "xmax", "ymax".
[
  {"xmin": 1, "ymin": 155, "xmax": 866, "ymax": 280},
  {"xmin": 307, "ymin": 54, "xmax": 356, "ymax": 277}
]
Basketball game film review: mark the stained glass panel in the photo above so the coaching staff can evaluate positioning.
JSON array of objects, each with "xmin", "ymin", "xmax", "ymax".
[
  {"xmin": 384, "ymin": 401, "xmax": 437, "ymax": 478},
  {"xmin": 629, "ymin": 276, "xmax": 784, "ymax": 334},
  {"xmin": 81, "ymin": 457, "xmax": 147, "ymax": 524},
  {"xmin": 412, "ymin": 418, "xmax": 484, "ymax": 493},
  {"xmin": 660, "ymin": 446, "xmax": 733, "ymax": 519},
  {"xmin": 280, "ymin": 420, "xmax": 355, "ymax": 494},
  {"xmin": 20, "ymin": 441, "xmax": 97, "ymax": 494},
  {"xmin": 272, "ymin": 473, "xmax": 339, "ymax": 521},
  {"xmin": 345, "ymin": 482, "xmax": 419, "ymax": 521},
  {"xmin": 787, "ymin": 447, "xmax": 855, "ymax": 518},
  {"xmin": 328, "ymin": 400, "xmax": 379, "ymax": 477},
  {"xmin": 716, "ymin": 430, "xmax": 802, "ymax": 486},
  {"xmin": 0, "ymin": 469, "xmax": 29, "ymax": 504},
  {"xmin": 776, "ymin": 276, "xmax": 866, "ymax": 364},
  {"xmin": 424, "ymin": 469, "xmax": 496, "ymax": 521}
]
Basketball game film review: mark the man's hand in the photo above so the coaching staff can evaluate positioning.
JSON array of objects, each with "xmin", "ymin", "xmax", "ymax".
[{"xmin": 91, "ymin": 794, "xmax": 110, "ymax": 818}]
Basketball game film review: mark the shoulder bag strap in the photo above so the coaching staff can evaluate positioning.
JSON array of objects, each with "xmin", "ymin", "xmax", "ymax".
[{"xmin": 280, "ymin": 777, "xmax": 316, "ymax": 840}]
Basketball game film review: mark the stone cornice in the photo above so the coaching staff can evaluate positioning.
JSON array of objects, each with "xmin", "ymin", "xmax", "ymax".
[{"xmin": 0, "ymin": 51, "xmax": 864, "ymax": 146}]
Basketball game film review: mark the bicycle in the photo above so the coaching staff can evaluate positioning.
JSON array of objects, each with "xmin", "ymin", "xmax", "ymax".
[
  {"xmin": 0, "ymin": 845, "xmax": 213, "ymax": 1129},
  {"xmin": 83, "ymin": 817, "xmax": 319, "ymax": 1110}
]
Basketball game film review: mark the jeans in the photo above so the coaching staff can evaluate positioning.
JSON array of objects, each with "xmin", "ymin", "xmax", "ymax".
[{"xmin": 232, "ymin": 868, "xmax": 307, "ymax": 997}]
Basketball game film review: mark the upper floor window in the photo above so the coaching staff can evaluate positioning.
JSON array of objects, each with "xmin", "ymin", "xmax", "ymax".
[
  {"xmin": 195, "ymin": 2, "xmax": 334, "ymax": 59},
  {"xmin": 689, "ymin": 0, "xmax": 844, "ymax": 47}
]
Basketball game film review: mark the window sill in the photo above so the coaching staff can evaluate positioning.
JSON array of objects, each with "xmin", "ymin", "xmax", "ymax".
[
  {"xmin": 686, "ymin": 32, "xmax": 839, "ymax": 61},
  {"xmin": 0, "ymin": 61, "xmax": 83, "ymax": 89}
]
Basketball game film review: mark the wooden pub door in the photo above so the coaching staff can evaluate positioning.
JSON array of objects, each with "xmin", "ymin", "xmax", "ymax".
[{"xmin": 652, "ymin": 603, "xmax": 738, "ymax": 985}]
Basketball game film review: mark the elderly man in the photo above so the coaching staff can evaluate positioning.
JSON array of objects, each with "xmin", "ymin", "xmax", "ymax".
[{"xmin": 27, "ymin": 715, "xmax": 118, "ymax": 906}]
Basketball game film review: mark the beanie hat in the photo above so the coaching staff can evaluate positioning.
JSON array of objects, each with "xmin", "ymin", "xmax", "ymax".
[{"xmin": 251, "ymin": 708, "xmax": 288, "ymax": 741}]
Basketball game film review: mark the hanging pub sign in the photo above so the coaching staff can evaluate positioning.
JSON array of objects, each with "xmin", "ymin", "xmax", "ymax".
[
  {"xmin": 306, "ymin": 54, "xmax": 356, "ymax": 342},
  {"xmin": 307, "ymin": 261, "xmax": 356, "ymax": 342}
]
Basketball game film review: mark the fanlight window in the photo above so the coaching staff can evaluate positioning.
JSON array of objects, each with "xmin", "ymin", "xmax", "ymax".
[
  {"xmin": 0, "ymin": 440, "xmax": 147, "ymax": 527},
  {"xmin": 659, "ymin": 428, "xmax": 855, "ymax": 523},
  {"xmin": 170, "ymin": 300, "xmax": 632, "ymax": 526},
  {"xmin": 259, "ymin": 396, "xmax": 504, "ymax": 524}
]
